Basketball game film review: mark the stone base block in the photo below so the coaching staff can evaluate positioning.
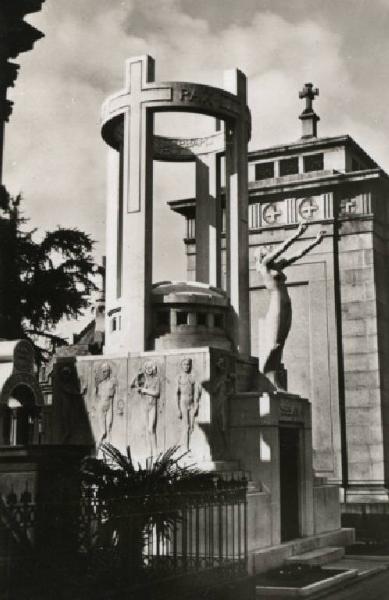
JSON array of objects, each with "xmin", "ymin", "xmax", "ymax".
[
  {"xmin": 344, "ymin": 485, "xmax": 389, "ymax": 505},
  {"xmin": 249, "ymin": 528, "xmax": 355, "ymax": 575},
  {"xmin": 286, "ymin": 546, "xmax": 345, "ymax": 565}
]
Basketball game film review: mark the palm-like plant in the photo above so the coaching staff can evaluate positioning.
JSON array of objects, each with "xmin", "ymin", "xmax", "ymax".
[{"xmin": 80, "ymin": 444, "xmax": 213, "ymax": 583}]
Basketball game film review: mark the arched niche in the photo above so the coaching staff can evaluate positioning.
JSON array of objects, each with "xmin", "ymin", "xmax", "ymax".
[
  {"xmin": 1, "ymin": 383, "xmax": 39, "ymax": 445},
  {"xmin": 0, "ymin": 375, "xmax": 43, "ymax": 446}
]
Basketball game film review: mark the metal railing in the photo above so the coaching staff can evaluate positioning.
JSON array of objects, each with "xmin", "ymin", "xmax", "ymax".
[
  {"xmin": 79, "ymin": 477, "xmax": 247, "ymax": 577},
  {"xmin": 2, "ymin": 475, "xmax": 248, "ymax": 598}
]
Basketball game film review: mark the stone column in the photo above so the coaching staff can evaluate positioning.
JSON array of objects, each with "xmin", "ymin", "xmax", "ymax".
[
  {"xmin": 120, "ymin": 60, "xmax": 154, "ymax": 354},
  {"xmin": 223, "ymin": 69, "xmax": 250, "ymax": 354},
  {"xmin": 195, "ymin": 153, "xmax": 221, "ymax": 287},
  {"xmin": 103, "ymin": 56, "xmax": 172, "ymax": 353},
  {"xmin": 104, "ymin": 146, "xmax": 120, "ymax": 352}
]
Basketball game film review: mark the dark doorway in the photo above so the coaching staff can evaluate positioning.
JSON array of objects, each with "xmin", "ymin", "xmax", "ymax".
[{"xmin": 279, "ymin": 426, "xmax": 300, "ymax": 541}]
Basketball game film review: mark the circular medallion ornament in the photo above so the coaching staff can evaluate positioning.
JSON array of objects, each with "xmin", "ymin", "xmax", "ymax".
[
  {"xmin": 298, "ymin": 197, "xmax": 318, "ymax": 220},
  {"xmin": 262, "ymin": 203, "xmax": 281, "ymax": 225}
]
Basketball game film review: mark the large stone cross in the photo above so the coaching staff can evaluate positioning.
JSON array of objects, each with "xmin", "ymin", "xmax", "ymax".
[
  {"xmin": 299, "ymin": 83, "xmax": 319, "ymax": 113},
  {"xmin": 113, "ymin": 56, "xmax": 172, "ymax": 212}
]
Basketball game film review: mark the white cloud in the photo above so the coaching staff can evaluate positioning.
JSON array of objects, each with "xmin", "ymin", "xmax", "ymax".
[{"xmin": 3, "ymin": 1, "xmax": 385, "ymax": 338}]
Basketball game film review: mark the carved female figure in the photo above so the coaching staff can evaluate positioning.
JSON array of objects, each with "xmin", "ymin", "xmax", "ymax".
[
  {"xmin": 95, "ymin": 362, "xmax": 117, "ymax": 447},
  {"xmin": 255, "ymin": 223, "xmax": 324, "ymax": 389},
  {"xmin": 130, "ymin": 360, "xmax": 160, "ymax": 457}
]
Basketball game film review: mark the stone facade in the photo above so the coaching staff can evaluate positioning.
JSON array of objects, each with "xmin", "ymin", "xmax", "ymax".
[
  {"xmin": 0, "ymin": 62, "xmax": 350, "ymax": 574},
  {"xmin": 44, "ymin": 61, "xmax": 349, "ymax": 561},
  {"xmin": 172, "ymin": 130, "xmax": 389, "ymax": 509}
]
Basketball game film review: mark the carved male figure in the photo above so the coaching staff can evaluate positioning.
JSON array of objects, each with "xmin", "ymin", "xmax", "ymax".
[
  {"xmin": 95, "ymin": 362, "xmax": 117, "ymax": 447},
  {"xmin": 176, "ymin": 357, "xmax": 202, "ymax": 452},
  {"xmin": 255, "ymin": 222, "xmax": 324, "ymax": 389},
  {"xmin": 131, "ymin": 360, "xmax": 160, "ymax": 457}
]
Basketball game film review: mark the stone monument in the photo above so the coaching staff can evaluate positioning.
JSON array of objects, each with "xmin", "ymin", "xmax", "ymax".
[{"xmin": 46, "ymin": 56, "xmax": 351, "ymax": 569}]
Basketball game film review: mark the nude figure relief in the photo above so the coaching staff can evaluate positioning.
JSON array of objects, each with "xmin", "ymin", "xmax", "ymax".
[
  {"xmin": 130, "ymin": 360, "xmax": 161, "ymax": 458},
  {"xmin": 94, "ymin": 361, "xmax": 117, "ymax": 448}
]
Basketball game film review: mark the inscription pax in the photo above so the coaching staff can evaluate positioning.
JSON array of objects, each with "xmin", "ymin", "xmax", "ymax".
[{"xmin": 176, "ymin": 85, "xmax": 238, "ymax": 116}]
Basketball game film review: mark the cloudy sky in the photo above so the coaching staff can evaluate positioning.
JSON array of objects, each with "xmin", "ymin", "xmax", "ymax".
[{"xmin": 4, "ymin": 0, "xmax": 389, "ymax": 337}]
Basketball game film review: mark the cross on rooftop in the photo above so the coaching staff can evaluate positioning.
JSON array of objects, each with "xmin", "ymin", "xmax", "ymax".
[{"xmin": 299, "ymin": 83, "xmax": 319, "ymax": 113}]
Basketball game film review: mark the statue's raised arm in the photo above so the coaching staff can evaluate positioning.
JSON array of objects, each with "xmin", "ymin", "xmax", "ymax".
[
  {"xmin": 256, "ymin": 222, "xmax": 307, "ymax": 268},
  {"xmin": 281, "ymin": 230, "xmax": 325, "ymax": 268}
]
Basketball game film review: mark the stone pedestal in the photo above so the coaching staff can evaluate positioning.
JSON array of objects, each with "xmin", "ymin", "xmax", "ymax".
[
  {"xmin": 229, "ymin": 388, "xmax": 316, "ymax": 546},
  {"xmin": 50, "ymin": 347, "xmax": 344, "ymax": 554},
  {"xmin": 51, "ymin": 346, "xmax": 258, "ymax": 466}
]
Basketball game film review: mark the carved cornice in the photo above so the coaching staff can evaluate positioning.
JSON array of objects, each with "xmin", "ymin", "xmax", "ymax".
[{"xmin": 249, "ymin": 168, "xmax": 386, "ymax": 198}]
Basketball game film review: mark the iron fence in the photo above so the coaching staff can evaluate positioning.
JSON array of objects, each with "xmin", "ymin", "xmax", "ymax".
[
  {"xmin": 78, "ymin": 476, "xmax": 248, "ymax": 580},
  {"xmin": 1, "ymin": 475, "xmax": 248, "ymax": 598}
]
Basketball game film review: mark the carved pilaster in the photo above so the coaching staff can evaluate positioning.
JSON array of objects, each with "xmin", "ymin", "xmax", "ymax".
[
  {"xmin": 323, "ymin": 192, "xmax": 333, "ymax": 219},
  {"xmin": 362, "ymin": 191, "xmax": 372, "ymax": 214},
  {"xmin": 286, "ymin": 197, "xmax": 297, "ymax": 224}
]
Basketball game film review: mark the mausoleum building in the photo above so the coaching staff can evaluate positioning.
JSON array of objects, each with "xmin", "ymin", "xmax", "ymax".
[{"xmin": 171, "ymin": 85, "xmax": 389, "ymax": 516}]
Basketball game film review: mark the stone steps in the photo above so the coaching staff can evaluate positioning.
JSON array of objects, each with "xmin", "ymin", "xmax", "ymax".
[
  {"xmin": 255, "ymin": 568, "xmax": 358, "ymax": 598},
  {"xmin": 249, "ymin": 528, "xmax": 355, "ymax": 574},
  {"xmin": 255, "ymin": 553, "xmax": 387, "ymax": 598},
  {"xmin": 286, "ymin": 546, "xmax": 345, "ymax": 566},
  {"xmin": 323, "ymin": 557, "xmax": 387, "ymax": 578}
]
